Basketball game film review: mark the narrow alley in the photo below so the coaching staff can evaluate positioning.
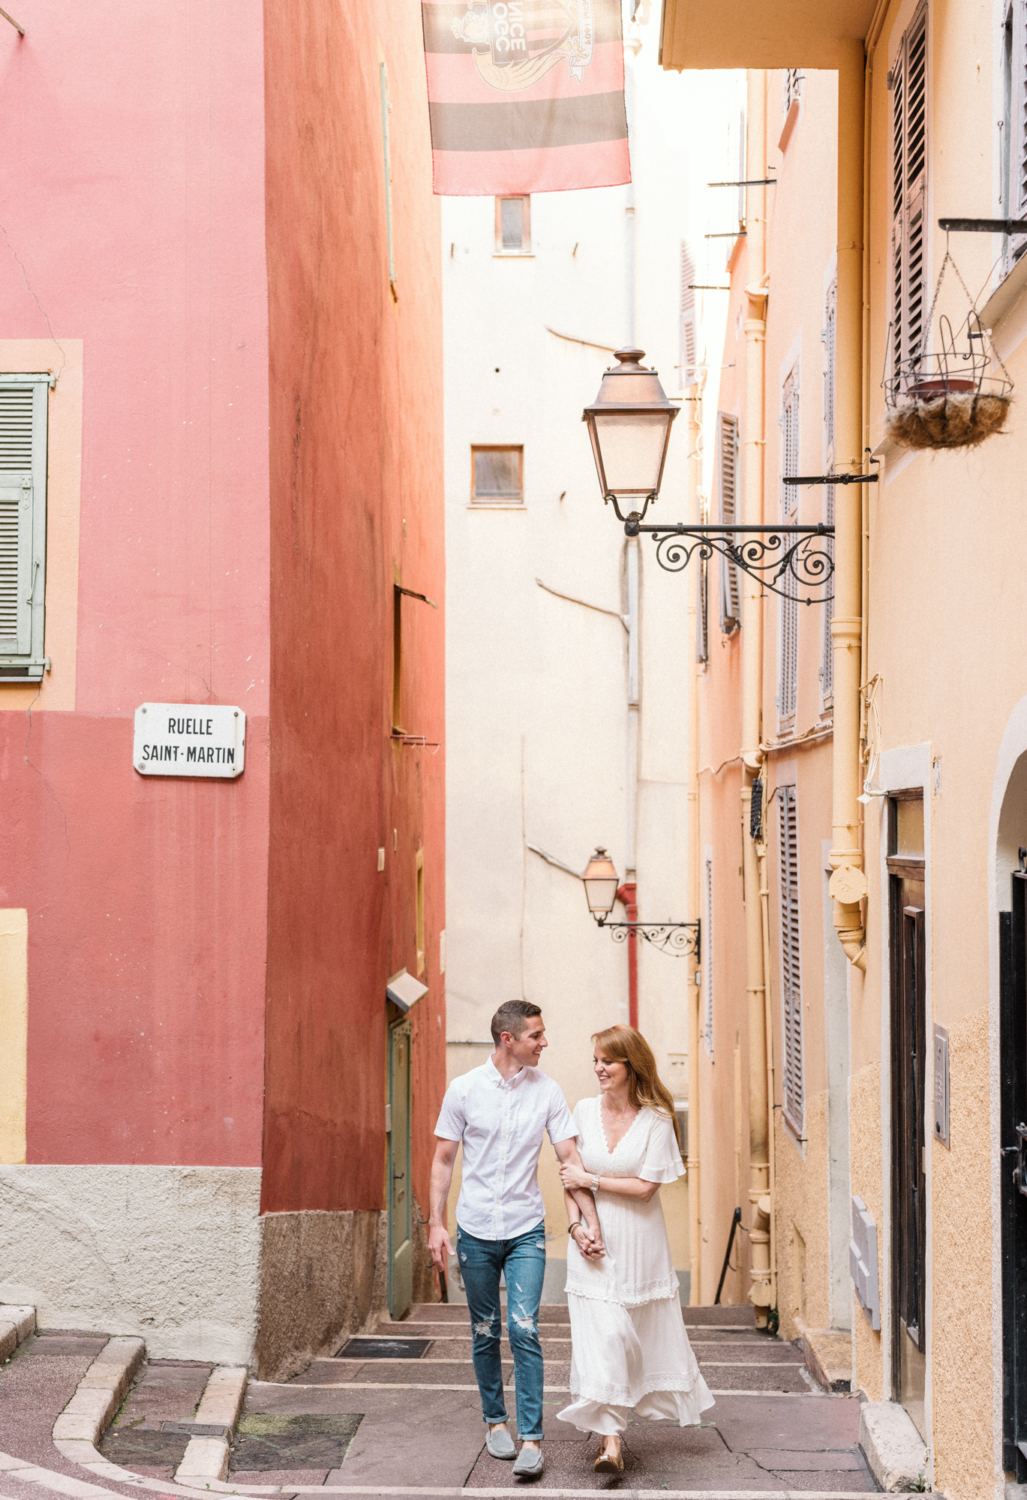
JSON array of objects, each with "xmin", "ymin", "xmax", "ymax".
[{"xmin": 0, "ymin": 1301, "xmax": 871, "ymax": 1498}]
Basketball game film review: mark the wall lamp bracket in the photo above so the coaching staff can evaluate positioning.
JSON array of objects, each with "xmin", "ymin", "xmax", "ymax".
[
  {"xmin": 619, "ymin": 521, "xmax": 836, "ymax": 606},
  {"xmin": 938, "ymin": 217, "xmax": 1027, "ymax": 234},
  {"xmin": 593, "ymin": 913, "xmax": 701, "ymax": 960}
]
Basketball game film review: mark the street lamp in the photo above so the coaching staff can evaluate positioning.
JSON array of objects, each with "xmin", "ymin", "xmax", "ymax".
[
  {"xmin": 582, "ymin": 348, "xmax": 679, "ymax": 524},
  {"xmin": 582, "ymin": 846, "xmax": 700, "ymax": 960}
]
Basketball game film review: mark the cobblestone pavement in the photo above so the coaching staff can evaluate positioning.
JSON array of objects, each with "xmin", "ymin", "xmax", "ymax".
[{"xmin": 0, "ymin": 1305, "xmax": 876, "ymax": 1499}]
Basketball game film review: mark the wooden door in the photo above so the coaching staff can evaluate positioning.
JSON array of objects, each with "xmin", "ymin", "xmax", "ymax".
[
  {"xmin": 888, "ymin": 793, "xmax": 926, "ymax": 1438},
  {"xmin": 388, "ymin": 1020, "xmax": 413, "ymax": 1319}
]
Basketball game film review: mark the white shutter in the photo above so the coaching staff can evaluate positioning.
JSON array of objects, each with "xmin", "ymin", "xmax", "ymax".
[
  {"xmin": 0, "ymin": 378, "xmax": 48, "ymax": 673},
  {"xmin": 778, "ymin": 786, "xmax": 804, "ymax": 1136},
  {"xmin": 892, "ymin": 4, "xmax": 928, "ymax": 374},
  {"xmin": 717, "ymin": 412, "xmax": 740, "ymax": 633},
  {"xmin": 703, "ymin": 851, "xmax": 714, "ymax": 1057},
  {"xmin": 778, "ymin": 371, "xmax": 799, "ymax": 726},
  {"xmin": 680, "ymin": 242, "xmax": 698, "ymax": 386}
]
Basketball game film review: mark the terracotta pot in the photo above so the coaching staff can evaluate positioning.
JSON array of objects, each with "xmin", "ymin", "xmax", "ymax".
[{"xmin": 908, "ymin": 377, "xmax": 977, "ymax": 399}]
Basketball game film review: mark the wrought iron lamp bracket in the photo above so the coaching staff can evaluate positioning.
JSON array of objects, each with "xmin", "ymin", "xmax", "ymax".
[
  {"xmin": 620, "ymin": 519, "xmax": 837, "ymax": 606},
  {"xmin": 593, "ymin": 914, "xmax": 701, "ymax": 959},
  {"xmin": 606, "ymin": 492, "xmax": 658, "ymax": 524}
]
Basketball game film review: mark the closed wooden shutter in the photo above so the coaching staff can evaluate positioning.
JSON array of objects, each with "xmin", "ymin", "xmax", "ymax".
[
  {"xmin": 717, "ymin": 412, "xmax": 740, "ymax": 633},
  {"xmin": 892, "ymin": 3, "xmax": 928, "ymax": 377},
  {"xmin": 680, "ymin": 242, "xmax": 698, "ymax": 387},
  {"xmin": 778, "ymin": 370, "xmax": 799, "ymax": 726},
  {"xmin": 778, "ymin": 785, "xmax": 804, "ymax": 1135},
  {"xmin": 820, "ymin": 282, "xmax": 837, "ymax": 706},
  {"xmin": 703, "ymin": 851, "xmax": 714, "ymax": 1057},
  {"xmin": 0, "ymin": 377, "xmax": 48, "ymax": 672}
]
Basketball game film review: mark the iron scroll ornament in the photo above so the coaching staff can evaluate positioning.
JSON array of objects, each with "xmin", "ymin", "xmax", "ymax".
[
  {"xmin": 623, "ymin": 520, "xmax": 836, "ymax": 606},
  {"xmin": 594, "ymin": 916, "xmax": 701, "ymax": 959}
]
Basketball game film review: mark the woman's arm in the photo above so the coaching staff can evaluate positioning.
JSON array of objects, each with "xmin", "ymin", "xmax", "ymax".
[
  {"xmin": 563, "ymin": 1184, "xmax": 603, "ymax": 1257},
  {"xmin": 559, "ymin": 1159, "xmax": 660, "ymax": 1203}
]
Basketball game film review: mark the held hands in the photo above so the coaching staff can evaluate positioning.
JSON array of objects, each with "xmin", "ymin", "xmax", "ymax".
[{"xmin": 569, "ymin": 1221, "xmax": 605, "ymax": 1259}]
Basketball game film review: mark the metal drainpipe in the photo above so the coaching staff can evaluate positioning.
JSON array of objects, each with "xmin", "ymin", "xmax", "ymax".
[
  {"xmin": 685, "ymin": 380, "xmax": 702, "ymax": 1305},
  {"xmin": 741, "ymin": 70, "xmax": 773, "ymax": 1325},
  {"xmin": 616, "ymin": 882, "xmax": 639, "ymax": 1028},
  {"xmin": 828, "ymin": 42, "xmax": 868, "ymax": 969}
]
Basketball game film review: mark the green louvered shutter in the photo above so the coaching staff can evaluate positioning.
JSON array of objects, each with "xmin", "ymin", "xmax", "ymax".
[{"xmin": 0, "ymin": 379, "xmax": 48, "ymax": 669}]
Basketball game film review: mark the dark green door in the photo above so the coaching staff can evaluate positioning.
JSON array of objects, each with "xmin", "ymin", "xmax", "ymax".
[{"xmin": 388, "ymin": 1020, "xmax": 413, "ymax": 1318}]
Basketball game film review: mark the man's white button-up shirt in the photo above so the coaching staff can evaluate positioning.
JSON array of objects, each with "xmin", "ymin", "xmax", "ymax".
[{"xmin": 434, "ymin": 1057, "xmax": 578, "ymax": 1240}]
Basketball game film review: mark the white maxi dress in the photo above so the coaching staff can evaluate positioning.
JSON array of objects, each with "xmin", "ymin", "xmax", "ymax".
[{"xmin": 557, "ymin": 1097, "xmax": 715, "ymax": 1437}]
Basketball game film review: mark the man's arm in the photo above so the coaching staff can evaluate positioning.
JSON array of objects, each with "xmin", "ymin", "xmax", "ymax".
[
  {"xmin": 428, "ymin": 1137, "xmax": 459, "ymax": 1272},
  {"xmin": 553, "ymin": 1136, "xmax": 603, "ymax": 1249}
]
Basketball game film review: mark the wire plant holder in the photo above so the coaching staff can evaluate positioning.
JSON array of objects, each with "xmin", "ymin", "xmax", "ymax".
[{"xmin": 884, "ymin": 249, "xmax": 1013, "ymax": 450}]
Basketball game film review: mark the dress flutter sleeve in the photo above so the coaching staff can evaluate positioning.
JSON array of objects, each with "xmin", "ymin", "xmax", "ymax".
[{"xmin": 639, "ymin": 1110, "xmax": 686, "ymax": 1183}]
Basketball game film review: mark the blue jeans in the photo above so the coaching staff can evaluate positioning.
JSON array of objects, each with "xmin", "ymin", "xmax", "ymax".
[{"xmin": 457, "ymin": 1221, "xmax": 546, "ymax": 1441}]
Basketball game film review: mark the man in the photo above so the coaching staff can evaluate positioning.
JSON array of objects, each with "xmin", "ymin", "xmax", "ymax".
[{"xmin": 429, "ymin": 1000, "xmax": 601, "ymax": 1478}]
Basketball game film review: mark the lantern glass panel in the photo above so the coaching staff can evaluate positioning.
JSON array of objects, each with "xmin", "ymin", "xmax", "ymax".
[
  {"xmin": 591, "ymin": 410, "xmax": 671, "ymax": 494},
  {"xmin": 583, "ymin": 874, "xmax": 619, "ymax": 915}
]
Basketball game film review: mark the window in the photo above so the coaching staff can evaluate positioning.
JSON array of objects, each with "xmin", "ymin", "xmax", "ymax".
[
  {"xmin": 495, "ymin": 195, "xmax": 531, "ymax": 253},
  {"xmin": 703, "ymin": 849, "xmax": 714, "ymax": 1057},
  {"xmin": 784, "ymin": 68, "xmax": 803, "ymax": 112},
  {"xmin": 778, "ymin": 367, "xmax": 799, "ymax": 730},
  {"xmin": 1002, "ymin": 2, "xmax": 1027, "ymax": 264},
  {"xmin": 820, "ymin": 282, "xmax": 837, "ymax": 708},
  {"xmin": 471, "ymin": 445, "xmax": 523, "ymax": 505},
  {"xmin": 717, "ymin": 412, "xmax": 740, "ymax": 634},
  {"xmin": 0, "ymin": 376, "xmax": 49, "ymax": 680},
  {"xmin": 379, "ymin": 63, "xmax": 396, "ymax": 297},
  {"xmin": 695, "ymin": 543, "xmax": 709, "ymax": 665},
  {"xmin": 679, "ymin": 242, "xmax": 698, "ymax": 387},
  {"xmin": 778, "ymin": 785, "xmax": 804, "ymax": 1136},
  {"xmin": 891, "ymin": 3, "xmax": 928, "ymax": 379}
]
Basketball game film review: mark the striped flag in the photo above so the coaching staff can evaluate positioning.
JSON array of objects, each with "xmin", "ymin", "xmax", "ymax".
[{"xmin": 422, "ymin": 1, "xmax": 631, "ymax": 195}]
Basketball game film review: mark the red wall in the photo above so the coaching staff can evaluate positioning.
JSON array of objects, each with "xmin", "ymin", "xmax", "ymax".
[
  {"xmin": 261, "ymin": 1, "xmax": 446, "ymax": 1214},
  {"xmin": 0, "ymin": 2, "xmax": 271, "ymax": 1166}
]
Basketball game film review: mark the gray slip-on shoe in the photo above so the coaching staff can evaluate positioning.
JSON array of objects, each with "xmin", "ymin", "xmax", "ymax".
[
  {"xmin": 512, "ymin": 1444, "xmax": 544, "ymax": 1477},
  {"xmin": 486, "ymin": 1427, "xmax": 516, "ymax": 1460}
]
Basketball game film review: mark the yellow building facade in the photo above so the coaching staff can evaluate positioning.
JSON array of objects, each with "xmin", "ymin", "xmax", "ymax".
[{"xmin": 664, "ymin": 3, "xmax": 1027, "ymax": 1496}]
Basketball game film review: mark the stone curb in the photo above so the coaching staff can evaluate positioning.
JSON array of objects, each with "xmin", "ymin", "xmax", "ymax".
[
  {"xmin": 173, "ymin": 1365, "xmax": 248, "ymax": 1484},
  {"xmin": 859, "ymin": 1400, "xmax": 929, "ymax": 1491},
  {"xmin": 51, "ymin": 1336, "xmax": 145, "ymax": 1451},
  {"xmin": 0, "ymin": 1303, "xmax": 35, "ymax": 1364}
]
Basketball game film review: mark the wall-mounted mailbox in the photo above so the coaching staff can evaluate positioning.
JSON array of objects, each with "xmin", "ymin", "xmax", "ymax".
[
  {"xmin": 933, "ymin": 1023, "xmax": 950, "ymax": 1148},
  {"xmin": 849, "ymin": 1194, "xmax": 880, "ymax": 1330}
]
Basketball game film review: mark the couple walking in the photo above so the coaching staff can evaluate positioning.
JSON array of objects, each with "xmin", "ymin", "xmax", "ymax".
[{"xmin": 429, "ymin": 1001, "xmax": 713, "ymax": 1477}]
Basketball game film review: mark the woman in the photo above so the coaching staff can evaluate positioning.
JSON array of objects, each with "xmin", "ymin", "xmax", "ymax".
[{"xmin": 557, "ymin": 1024, "xmax": 714, "ymax": 1474}]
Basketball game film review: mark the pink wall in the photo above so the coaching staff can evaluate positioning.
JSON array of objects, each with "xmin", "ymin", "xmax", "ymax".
[{"xmin": 0, "ymin": 2, "xmax": 271, "ymax": 1165}]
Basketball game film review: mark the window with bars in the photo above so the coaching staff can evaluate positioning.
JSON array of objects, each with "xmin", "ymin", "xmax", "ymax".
[
  {"xmin": 891, "ymin": 3, "xmax": 928, "ymax": 379},
  {"xmin": 717, "ymin": 412, "xmax": 740, "ymax": 634},
  {"xmin": 784, "ymin": 69, "xmax": 803, "ymax": 112},
  {"xmin": 695, "ymin": 545, "xmax": 709, "ymax": 664},
  {"xmin": 495, "ymin": 195, "xmax": 531, "ymax": 253},
  {"xmin": 680, "ymin": 242, "xmax": 699, "ymax": 387},
  {"xmin": 0, "ymin": 377, "xmax": 49, "ymax": 680},
  {"xmin": 777, "ymin": 785, "xmax": 804, "ymax": 1137},
  {"xmin": 1002, "ymin": 1, "xmax": 1027, "ymax": 265},
  {"xmin": 778, "ymin": 368, "xmax": 799, "ymax": 730},
  {"xmin": 703, "ymin": 851, "xmax": 714, "ymax": 1057},
  {"xmin": 820, "ymin": 283, "xmax": 837, "ymax": 709}
]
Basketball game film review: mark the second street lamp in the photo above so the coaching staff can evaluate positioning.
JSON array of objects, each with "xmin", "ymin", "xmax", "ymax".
[
  {"xmin": 582, "ymin": 846, "xmax": 700, "ymax": 960},
  {"xmin": 582, "ymin": 348, "xmax": 679, "ymax": 524}
]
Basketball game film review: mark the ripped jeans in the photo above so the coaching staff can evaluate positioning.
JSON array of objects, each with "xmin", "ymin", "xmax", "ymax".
[{"xmin": 456, "ymin": 1221, "xmax": 546, "ymax": 1441}]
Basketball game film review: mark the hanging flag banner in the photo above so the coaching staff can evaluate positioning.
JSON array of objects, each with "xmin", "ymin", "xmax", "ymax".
[{"xmin": 422, "ymin": 1, "xmax": 630, "ymax": 196}]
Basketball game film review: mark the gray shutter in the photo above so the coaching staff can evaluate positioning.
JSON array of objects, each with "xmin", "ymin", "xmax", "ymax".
[
  {"xmin": 778, "ymin": 786, "xmax": 804, "ymax": 1135},
  {"xmin": 680, "ymin": 242, "xmax": 698, "ymax": 386},
  {"xmin": 717, "ymin": 413, "xmax": 740, "ymax": 633},
  {"xmin": 0, "ymin": 385, "xmax": 40, "ymax": 657},
  {"xmin": 893, "ymin": 4, "xmax": 928, "ymax": 373}
]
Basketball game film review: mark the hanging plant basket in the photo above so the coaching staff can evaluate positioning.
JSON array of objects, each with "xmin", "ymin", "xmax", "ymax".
[{"xmin": 884, "ymin": 253, "xmax": 1014, "ymax": 451}]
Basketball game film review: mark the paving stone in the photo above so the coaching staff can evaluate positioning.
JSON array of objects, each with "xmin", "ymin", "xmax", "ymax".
[
  {"xmin": 20, "ymin": 1335, "xmax": 108, "ymax": 1358},
  {"xmin": 230, "ymin": 1469, "xmax": 328, "ymax": 1485},
  {"xmin": 770, "ymin": 1472, "xmax": 870, "ymax": 1491},
  {"xmin": 713, "ymin": 1392, "xmax": 863, "ymax": 1451},
  {"xmin": 748, "ymin": 1448, "xmax": 862, "ymax": 1470},
  {"xmin": 228, "ymin": 1414, "xmax": 361, "ymax": 1472},
  {"xmin": 317, "ymin": 1386, "xmax": 487, "ymax": 1489}
]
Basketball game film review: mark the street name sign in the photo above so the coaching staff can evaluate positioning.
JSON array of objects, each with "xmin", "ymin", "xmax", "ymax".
[{"xmin": 133, "ymin": 703, "xmax": 245, "ymax": 779}]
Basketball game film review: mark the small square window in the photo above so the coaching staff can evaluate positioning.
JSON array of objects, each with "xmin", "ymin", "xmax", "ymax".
[
  {"xmin": 495, "ymin": 196, "xmax": 531, "ymax": 253},
  {"xmin": 471, "ymin": 446, "xmax": 523, "ymax": 505}
]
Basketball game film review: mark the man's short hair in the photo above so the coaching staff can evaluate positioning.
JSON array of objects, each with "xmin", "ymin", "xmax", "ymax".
[{"xmin": 491, "ymin": 999, "xmax": 542, "ymax": 1047}]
